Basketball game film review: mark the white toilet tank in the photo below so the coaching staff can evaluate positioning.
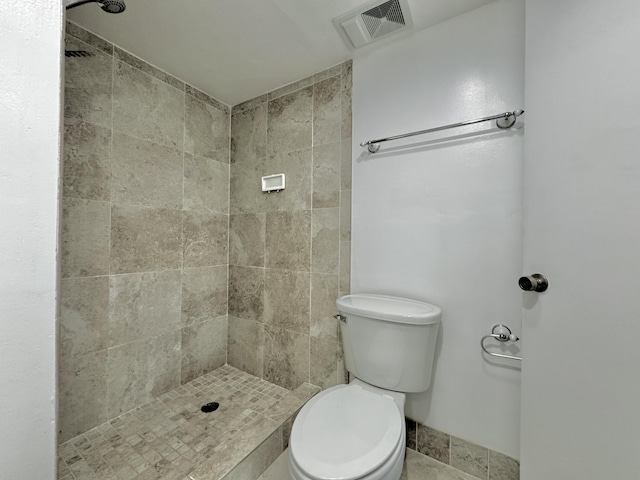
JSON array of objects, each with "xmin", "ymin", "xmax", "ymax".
[{"xmin": 337, "ymin": 294, "xmax": 441, "ymax": 393}]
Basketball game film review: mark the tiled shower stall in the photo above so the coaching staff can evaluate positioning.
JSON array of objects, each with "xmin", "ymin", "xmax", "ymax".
[{"xmin": 60, "ymin": 17, "xmax": 351, "ymax": 455}]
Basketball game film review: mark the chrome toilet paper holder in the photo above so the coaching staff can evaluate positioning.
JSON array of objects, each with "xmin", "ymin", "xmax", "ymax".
[{"xmin": 481, "ymin": 324, "xmax": 522, "ymax": 361}]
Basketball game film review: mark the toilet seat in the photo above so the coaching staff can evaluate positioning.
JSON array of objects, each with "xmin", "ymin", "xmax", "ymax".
[{"xmin": 290, "ymin": 384, "xmax": 403, "ymax": 480}]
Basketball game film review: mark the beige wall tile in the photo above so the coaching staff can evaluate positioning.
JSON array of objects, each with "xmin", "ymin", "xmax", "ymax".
[
  {"xmin": 111, "ymin": 131, "xmax": 183, "ymax": 208},
  {"xmin": 340, "ymin": 189, "xmax": 351, "ymax": 242},
  {"xmin": 184, "ymin": 153, "xmax": 229, "ymax": 214},
  {"xmin": 310, "ymin": 274, "xmax": 339, "ymax": 340},
  {"xmin": 341, "ymin": 61, "xmax": 353, "ymax": 140},
  {"xmin": 110, "ymin": 203, "xmax": 183, "ymax": 274},
  {"xmin": 267, "ymin": 87, "xmax": 313, "ymax": 156},
  {"xmin": 222, "ymin": 427, "xmax": 282, "ymax": 480},
  {"xmin": 61, "ymin": 198, "xmax": 111, "ymax": 278},
  {"xmin": 312, "ymin": 207, "xmax": 339, "ymax": 275},
  {"xmin": 183, "ymin": 211, "xmax": 228, "ymax": 268},
  {"xmin": 451, "ymin": 436, "xmax": 489, "ymax": 479},
  {"xmin": 229, "ymin": 213, "xmax": 265, "ymax": 267},
  {"xmin": 339, "ymin": 240, "xmax": 351, "ymax": 295},
  {"xmin": 231, "ymin": 104, "xmax": 267, "ymax": 164},
  {"xmin": 66, "ymin": 21, "xmax": 113, "ymax": 54},
  {"xmin": 417, "ymin": 424, "xmax": 451, "ymax": 464},
  {"xmin": 314, "ymin": 65, "xmax": 342, "ymax": 83},
  {"xmin": 63, "ymin": 121, "xmax": 111, "ymax": 201},
  {"xmin": 265, "ymin": 211, "xmax": 311, "ymax": 271},
  {"xmin": 489, "ymin": 450, "xmax": 520, "ymax": 480},
  {"xmin": 181, "ymin": 316, "xmax": 228, "ymax": 384},
  {"xmin": 263, "ymin": 325, "xmax": 309, "ymax": 390},
  {"xmin": 262, "ymin": 148, "xmax": 312, "ymax": 212},
  {"xmin": 313, "ymin": 76, "xmax": 341, "ymax": 147},
  {"xmin": 341, "ymin": 139, "xmax": 352, "ymax": 190},
  {"xmin": 229, "ymin": 266, "xmax": 264, "ymax": 321},
  {"xmin": 58, "ymin": 350, "xmax": 108, "ymax": 443},
  {"xmin": 182, "ymin": 266, "xmax": 228, "ymax": 326},
  {"xmin": 232, "ymin": 94, "xmax": 267, "ymax": 115},
  {"xmin": 60, "ymin": 276, "xmax": 109, "ymax": 358},
  {"xmin": 230, "ymin": 159, "xmax": 266, "ymax": 214},
  {"xmin": 64, "ymin": 35, "xmax": 112, "ymax": 128},
  {"xmin": 115, "ymin": 46, "xmax": 184, "ymax": 91},
  {"xmin": 310, "ymin": 337, "xmax": 338, "ymax": 390},
  {"xmin": 108, "ymin": 270, "xmax": 182, "ymax": 347},
  {"xmin": 185, "ymin": 93, "xmax": 230, "ymax": 163},
  {"xmin": 228, "ymin": 315, "xmax": 265, "ymax": 378},
  {"xmin": 264, "ymin": 269, "xmax": 310, "ymax": 334},
  {"xmin": 312, "ymin": 142, "xmax": 341, "ymax": 208},
  {"xmin": 113, "ymin": 60, "xmax": 185, "ymax": 149},
  {"xmin": 268, "ymin": 76, "xmax": 313, "ymax": 101}
]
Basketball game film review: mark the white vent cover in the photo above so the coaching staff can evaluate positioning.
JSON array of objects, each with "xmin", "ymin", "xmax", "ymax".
[{"xmin": 333, "ymin": 0, "xmax": 413, "ymax": 49}]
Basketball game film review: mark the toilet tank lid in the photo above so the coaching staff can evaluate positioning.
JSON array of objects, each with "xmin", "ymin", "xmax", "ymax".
[{"xmin": 336, "ymin": 294, "xmax": 441, "ymax": 325}]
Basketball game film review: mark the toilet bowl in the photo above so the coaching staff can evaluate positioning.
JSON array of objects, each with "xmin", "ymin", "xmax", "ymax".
[
  {"xmin": 289, "ymin": 379, "xmax": 406, "ymax": 480},
  {"xmin": 288, "ymin": 294, "xmax": 442, "ymax": 480}
]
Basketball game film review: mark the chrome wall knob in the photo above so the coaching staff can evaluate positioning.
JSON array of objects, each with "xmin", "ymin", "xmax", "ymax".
[{"xmin": 518, "ymin": 273, "xmax": 548, "ymax": 292}]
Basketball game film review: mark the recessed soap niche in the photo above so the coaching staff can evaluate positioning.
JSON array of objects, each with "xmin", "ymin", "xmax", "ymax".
[{"xmin": 262, "ymin": 173, "xmax": 285, "ymax": 193}]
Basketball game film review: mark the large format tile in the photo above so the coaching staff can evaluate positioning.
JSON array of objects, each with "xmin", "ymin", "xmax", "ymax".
[
  {"xmin": 181, "ymin": 316, "xmax": 228, "ymax": 384},
  {"xmin": 310, "ymin": 336, "xmax": 338, "ymax": 390},
  {"xmin": 310, "ymin": 273, "xmax": 339, "ymax": 340},
  {"xmin": 267, "ymin": 87, "xmax": 313, "ymax": 156},
  {"xmin": 312, "ymin": 142, "xmax": 341, "ymax": 208},
  {"xmin": 263, "ymin": 325, "xmax": 309, "ymax": 390},
  {"xmin": 231, "ymin": 103, "xmax": 267, "ymax": 164},
  {"xmin": 313, "ymin": 76, "xmax": 341, "ymax": 147},
  {"xmin": 229, "ymin": 213, "xmax": 266, "ymax": 267},
  {"xmin": 113, "ymin": 60, "xmax": 184, "ymax": 149},
  {"xmin": 228, "ymin": 266, "xmax": 264, "ymax": 321},
  {"xmin": 311, "ymin": 207, "xmax": 339, "ymax": 274},
  {"xmin": 182, "ymin": 266, "xmax": 228, "ymax": 326},
  {"xmin": 60, "ymin": 276, "xmax": 109, "ymax": 358},
  {"xmin": 183, "ymin": 211, "xmax": 229, "ymax": 267},
  {"xmin": 110, "ymin": 203, "xmax": 183, "ymax": 274},
  {"xmin": 264, "ymin": 269, "xmax": 310, "ymax": 334},
  {"xmin": 401, "ymin": 449, "xmax": 481, "ymax": 480},
  {"xmin": 184, "ymin": 153, "xmax": 229, "ymax": 214},
  {"xmin": 262, "ymin": 148, "xmax": 312, "ymax": 212},
  {"xmin": 185, "ymin": 93, "xmax": 230, "ymax": 163},
  {"xmin": 223, "ymin": 428, "xmax": 282, "ymax": 480},
  {"xmin": 58, "ymin": 350, "xmax": 108, "ymax": 443},
  {"xmin": 450, "ymin": 436, "xmax": 489, "ymax": 479},
  {"xmin": 340, "ymin": 188, "xmax": 352, "ymax": 241},
  {"xmin": 111, "ymin": 131, "xmax": 183, "ymax": 208},
  {"xmin": 64, "ymin": 35, "xmax": 112, "ymax": 128},
  {"xmin": 108, "ymin": 270, "xmax": 182, "ymax": 347},
  {"xmin": 417, "ymin": 424, "xmax": 451, "ymax": 465},
  {"xmin": 230, "ymin": 159, "xmax": 265, "ymax": 214},
  {"xmin": 63, "ymin": 121, "xmax": 111, "ymax": 201},
  {"xmin": 61, "ymin": 198, "xmax": 110, "ymax": 278},
  {"xmin": 264, "ymin": 211, "xmax": 311, "ymax": 271},
  {"xmin": 228, "ymin": 315, "xmax": 265, "ymax": 378},
  {"xmin": 489, "ymin": 450, "xmax": 520, "ymax": 480},
  {"xmin": 341, "ymin": 61, "xmax": 353, "ymax": 140}
]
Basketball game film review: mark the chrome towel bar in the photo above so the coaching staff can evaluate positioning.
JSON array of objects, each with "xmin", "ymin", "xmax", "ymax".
[
  {"xmin": 481, "ymin": 324, "xmax": 522, "ymax": 361},
  {"xmin": 361, "ymin": 109, "xmax": 524, "ymax": 153}
]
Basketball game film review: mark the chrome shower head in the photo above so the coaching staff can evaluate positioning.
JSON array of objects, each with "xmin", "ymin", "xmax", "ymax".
[{"xmin": 65, "ymin": 0, "xmax": 126, "ymax": 14}]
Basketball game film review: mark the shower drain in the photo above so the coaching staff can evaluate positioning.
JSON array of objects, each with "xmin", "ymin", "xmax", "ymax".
[{"xmin": 201, "ymin": 402, "xmax": 220, "ymax": 413}]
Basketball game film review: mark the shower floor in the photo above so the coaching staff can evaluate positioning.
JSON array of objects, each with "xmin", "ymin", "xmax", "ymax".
[{"xmin": 57, "ymin": 365, "xmax": 318, "ymax": 480}]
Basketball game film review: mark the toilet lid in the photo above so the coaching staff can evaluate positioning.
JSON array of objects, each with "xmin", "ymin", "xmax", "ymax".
[{"xmin": 290, "ymin": 384, "xmax": 402, "ymax": 480}]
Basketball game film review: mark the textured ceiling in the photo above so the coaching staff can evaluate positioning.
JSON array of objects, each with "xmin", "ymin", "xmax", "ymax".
[{"xmin": 67, "ymin": 0, "xmax": 496, "ymax": 106}]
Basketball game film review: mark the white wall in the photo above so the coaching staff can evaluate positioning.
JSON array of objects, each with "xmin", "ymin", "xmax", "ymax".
[
  {"xmin": 0, "ymin": 1, "xmax": 63, "ymax": 477},
  {"xmin": 520, "ymin": 1, "xmax": 640, "ymax": 478},
  {"xmin": 352, "ymin": 0, "xmax": 524, "ymax": 458}
]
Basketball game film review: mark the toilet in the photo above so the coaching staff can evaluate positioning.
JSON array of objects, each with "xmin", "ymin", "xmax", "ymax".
[{"xmin": 289, "ymin": 294, "xmax": 441, "ymax": 480}]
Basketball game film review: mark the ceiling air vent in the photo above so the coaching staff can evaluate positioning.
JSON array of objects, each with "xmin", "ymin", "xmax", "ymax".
[{"xmin": 333, "ymin": 0, "xmax": 413, "ymax": 49}]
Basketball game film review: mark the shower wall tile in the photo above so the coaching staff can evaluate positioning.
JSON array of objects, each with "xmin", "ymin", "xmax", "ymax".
[
  {"xmin": 232, "ymin": 94, "xmax": 267, "ymax": 115},
  {"xmin": 184, "ymin": 153, "xmax": 229, "ymax": 214},
  {"xmin": 66, "ymin": 21, "xmax": 113, "ymax": 55},
  {"xmin": 267, "ymin": 76, "xmax": 314, "ymax": 101},
  {"xmin": 263, "ymin": 325, "xmax": 310, "ymax": 390},
  {"xmin": 63, "ymin": 121, "xmax": 112, "ymax": 201},
  {"xmin": 312, "ymin": 142, "xmax": 341, "ymax": 208},
  {"xmin": 185, "ymin": 93, "xmax": 230, "ymax": 163},
  {"xmin": 183, "ymin": 211, "xmax": 229, "ymax": 267},
  {"xmin": 340, "ymin": 241, "xmax": 351, "ymax": 295},
  {"xmin": 186, "ymin": 84, "xmax": 230, "ymax": 114},
  {"xmin": 310, "ymin": 337, "xmax": 338, "ymax": 390},
  {"xmin": 262, "ymin": 148, "xmax": 312, "ymax": 212},
  {"xmin": 64, "ymin": 35, "xmax": 113, "ymax": 128},
  {"xmin": 114, "ymin": 46, "xmax": 184, "ymax": 90},
  {"xmin": 340, "ymin": 189, "xmax": 352, "ymax": 241},
  {"xmin": 313, "ymin": 76, "xmax": 341, "ymax": 147},
  {"xmin": 310, "ymin": 273, "xmax": 339, "ymax": 340},
  {"xmin": 231, "ymin": 103, "xmax": 267, "ymax": 164},
  {"xmin": 341, "ymin": 61, "xmax": 353, "ymax": 140},
  {"xmin": 341, "ymin": 139, "xmax": 352, "ymax": 190},
  {"xmin": 230, "ymin": 213, "xmax": 266, "ymax": 267},
  {"xmin": 58, "ymin": 350, "xmax": 108, "ymax": 443},
  {"xmin": 267, "ymin": 86, "xmax": 313, "ymax": 156},
  {"xmin": 182, "ymin": 266, "xmax": 228, "ymax": 326},
  {"xmin": 311, "ymin": 208, "xmax": 340, "ymax": 275},
  {"xmin": 314, "ymin": 64, "xmax": 342, "ymax": 83},
  {"xmin": 229, "ymin": 266, "xmax": 265, "ymax": 321},
  {"xmin": 60, "ymin": 276, "xmax": 109, "ymax": 358},
  {"xmin": 264, "ymin": 210, "xmax": 311, "ymax": 271},
  {"xmin": 108, "ymin": 270, "xmax": 182, "ymax": 347},
  {"xmin": 113, "ymin": 60, "xmax": 185, "ymax": 149},
  {"xmin": 264, "ymin": 269, "xmax": 310, "ymax": 334},
  {"xmin": 61, "ymin": 198, "xmax": 111, "ymax": 278},
  {"xmin": 230, "ymin": 159, "xmax": 265, "ymax": 214},
  {"xmin": 110, "ymin": 203, "xmax": 183, "ymax": 274},
  {"xmin": 181, "ymin": 315, "xmax": 228, "ymax": 383},
  {"xmin": 228, "ymin": 315, "xmax": 265, "ymax": 378},
  {"xmin": 111, "ymin": 131, "xmax": 183, "ymax": 208}
]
